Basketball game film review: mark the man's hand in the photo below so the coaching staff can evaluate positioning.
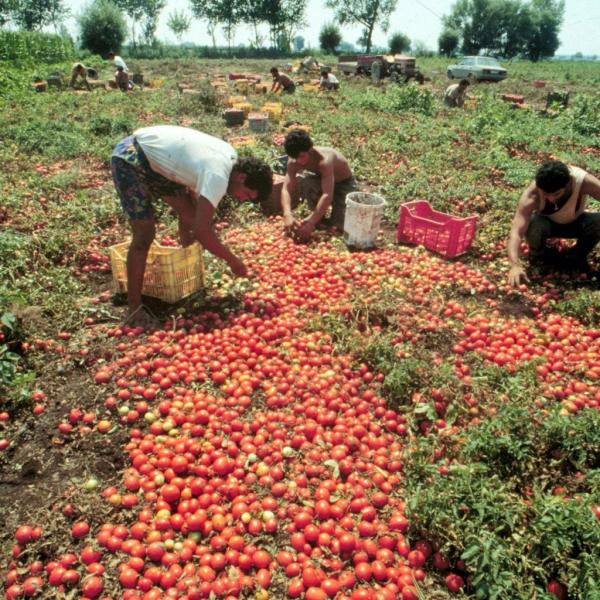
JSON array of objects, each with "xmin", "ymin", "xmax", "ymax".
[
  {"xmin": 508, "ymin": 264, "xmax": 529, "ymax": 287},
  {"xmin": 228, "ymin": 256, "xmax": 248, "ymax": 278},
  {"xmin": 295, "ymin": 219, "xmax": 316, "ymax": 242},
  {"xmin": 283, "ymin": 214, "xmax": 300, "ymax": 236}
]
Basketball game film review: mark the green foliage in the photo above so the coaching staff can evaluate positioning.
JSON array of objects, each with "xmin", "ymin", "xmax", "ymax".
[
  {"xmin": 554, "ymin": 289, "xmax": 600, "ymax": 326},
  {"xmin": 443, "ymin": 0, "xmax": 565, "ymax": 59},
  {"xmin": 0, "ymin": 30, "xmax": 74, "ymax": 63},
  {"xmin": 325, "ymin": 0, "xmax": 397, "ymax": 53},
  {"xmin": 566, "ymin": 94, "xmax": 600, "ymax": 136},
  {"xmin": 438, "ymin": 27, "xmax": 460, "ymax": 57},
  {"xmin": 319, "ymin": 22, "xmax": 342, "ymax": 54},
  {"xmin": 10, "ymin": 0, "xmax": 69, "ymax": 31},
  {"xmin": 166, "ymin": 8, "xmax": 191, "ymax": 43},
  {"xmin": 388, "ymin": 31, "xmax": 410, "ymax": 54},
  {"xmin": 78, "ymin": 0, "xmax": 127, "ymax": 56},
  {"xmin": 405, "ymin": 396, "xmax": 600, "ymax": 599},
  {"xmin": 351, "ymin": 83, "xmax": 436, "ymax": 116}
]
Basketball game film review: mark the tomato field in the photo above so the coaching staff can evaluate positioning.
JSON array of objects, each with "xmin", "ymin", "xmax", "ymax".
[{"xmin": 1, "ymin": 57, "xmax": 600, "ymax": 600}]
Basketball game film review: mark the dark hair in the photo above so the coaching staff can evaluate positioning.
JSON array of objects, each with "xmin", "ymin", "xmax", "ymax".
[
  {"xmin": 284, "ymin": 130, "xmax": 313, "ymax": 158},
  {"xmin": 320, "ymin": 70, "xmax": 328, "ymax": 77},
  {"xmin": 535, "ymin": 160, "xmax": 570, "ymax": 193},
  {"xmin": 234, "ymin": 158, "xmax": 273, "ymax": 203},
  {"xmin": 459, "ymin": 78, "xmax": 470, "ymax": 86},
  {"xmin": 108, "ymin": 52, "xmax": 115, "ymax": 58},
  {"xmin": 270, "ymin": 67, "xmax": 279, "ymax": 75}
]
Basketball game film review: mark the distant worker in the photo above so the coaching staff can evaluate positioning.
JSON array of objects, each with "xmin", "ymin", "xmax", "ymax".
[
  {"xmin": 108, "ymin": 51, "xmax": 128, "ymax": 74},
  {"xmin": 319, "ymin": 70, "xmax": 339, "ymax": 91},
  {"xmin": 270, "ymin": 67, "xmax": 295, "ymax": 94},
  {"xmin": 115, "ymin": 66, "xmax": 129, "ymax": 92},
  {"xmin": 108, "ymin": 51, "xmax": 134, "ymax": 90},
  {"xmin": 507, "ymin": 160, "xmax": 600, "ymax": 286},
  {"xmin": 281, "ymin": 130, "xmax": 358, "ymax": 242},
  {"xmin": 299, "ymin": 56, "xmax": 320, "ymax": 73},
  {"xmin": 69, "ymin": 63, "xmax": 92, "ymax": 91},
  {"xmin": 444, "ymin": 78, "xmax": 470, "ymax": 108}
]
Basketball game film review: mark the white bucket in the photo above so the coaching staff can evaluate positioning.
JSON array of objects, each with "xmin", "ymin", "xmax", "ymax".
[{"xmin": 343, "ymin": 192, "xmax": 386, "ymax": 249}]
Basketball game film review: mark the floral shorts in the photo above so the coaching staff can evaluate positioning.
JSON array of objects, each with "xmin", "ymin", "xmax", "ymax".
[{"xmin": 111, "ymin": 136, "xmax": 187, "ymax": 220}]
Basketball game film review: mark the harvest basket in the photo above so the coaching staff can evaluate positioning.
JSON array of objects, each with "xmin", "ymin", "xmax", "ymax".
[
  {"xmin": 396, "ymin": 200, "xmax": 477, "ymax": 258},
  {"xmin": 303, "ymin": 83, "xmax": 318, "ymax": 93},
  {"xmin": 226, "ymin": 95, "xmax": 247, "ymax": 107},
  {"xmin": 109, "ymin": 240, "xmax": 205, "ymax": 303},
  {"xmin": 261, "ymin": 102, "xmax": 282, "ymax": 121},
  {"xmin": 248, "ymin": 113, "xmax": 269, "ymax": 133},
  {"xmin": 232, "ymin": 102, "xmax": 252, "ymax": 117}
]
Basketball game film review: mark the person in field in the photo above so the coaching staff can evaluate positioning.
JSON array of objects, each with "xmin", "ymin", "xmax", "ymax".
[
  {"xmin": 111, "ymin": 125, "xmax": 273, "ymax": 327},
  {"xmin": 507, "ymin": 160, "xmax": 600, "ymax": 286},
  {"xmin": 444, "ymin": 78, "xmax": 470, "ymax": 108},
  {"xmin": 270, "ymin": 67, "xmax": 296, "ymax": 94},
  {"xmin": 319, "ymin": 70, "xmax": 339, "ymax": 91},
  {"xmin": 108, "ymin": 51, "xmax": 128, "ymax": 74},
  {"xmin": 69, "ymin": 63, "xmax": 92, "ymax": 91},
  {"xmin": 281, "ymin": 130, "xmax": 358, "ymax": 242},
  {"xmin": 115, "ymin": 66, "xmax": 129, "ymax": 92}
]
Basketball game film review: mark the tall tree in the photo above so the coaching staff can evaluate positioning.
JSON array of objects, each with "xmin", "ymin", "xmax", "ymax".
[
  {"xmin": 325, "ymin": 0, "xmax": 397, "ymax": 54},
  {"xmin": 0, "ymin": 0, "xmax": 17, "ymax": 26},
  {"xmin": 167, "ymin": 9, "xmax": 191, "ymax": 43},
  {"xmin": 189, "ymin": 0, "xmax": 240, "ymax": 49},
  {"xmin": 525, "ymin": 0, "xmax": 564, "ymax": 61},
  {"xmin": 319, "ymin": 22, "xmax": 342, "ymax": 54},
  {"xmin": 438, "ymin": 27, "xmax": 460, "ymax": 56},
  {"xmin": 443, "ymin": 0, "xmax": 563, "ymax": 59},
  {"xmin": 389, "ymin": 31, "xmax": 410, "ymax": 54},
  {"xmin": 11, "ymin": 0, "xmax": 68, "ymax": 31},
  {"xmin": 113, "ymin": 0, "xmax": 165, "ymax": 46},
  {"xmin": 79, "ymin": 0, "xmax": 126, "ymax": 56},
  {"xmin": 262, "ymin": 0, "xmax": 307, "ymax": 51}
]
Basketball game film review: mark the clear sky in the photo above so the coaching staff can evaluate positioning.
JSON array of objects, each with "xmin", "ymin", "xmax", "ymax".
[{"xmin": 64, "ymin": 0, "xmax": 600, "ymax": 56}]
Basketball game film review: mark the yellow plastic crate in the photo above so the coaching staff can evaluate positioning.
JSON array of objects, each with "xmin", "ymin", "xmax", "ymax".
[
  {"xmin": 147, "ymin": 79, "xmax": 164, "ymax": 88},
  {"xmin": 226, "ymin": 95, "xmax": 247, "ymax": 107},
  {"xmin": 109, "ymin": 240, "xmax": 205, "ymax": 303},
  {"xmin": 261, "ymin": 103, "xmax": 282, "ymax": 121},
  {"xmin": 303, "ymin": 84, "xmax": 318, "ymax": 93},
  {"xmin": 232, "ymin": 102, "xmax": 252, "ymax": 116},
  {"xmin": 228, "ymin": 135, "xmax": 257, "ymax": 148},
  {"xmin": 234, "ymin": 79, "xmax": 249, "ymax": 93}
]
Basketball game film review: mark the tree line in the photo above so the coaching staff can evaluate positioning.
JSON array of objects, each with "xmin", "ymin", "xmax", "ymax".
[{"xmin": 0, "ymin": 0, "xmax": 565, "ymax": 60}]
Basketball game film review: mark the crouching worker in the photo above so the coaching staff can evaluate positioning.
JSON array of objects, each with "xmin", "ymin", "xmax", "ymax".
[
  {"xmin": 111, "ymin": 125, "xmax": 273, "ymax": 327},
  {"xmin": 444, "ymin": 78, "xmax": 470, "ymax": 108},
  {"xmin": 319, "ymin": 70, "xmax": 339, "ymax": 91},
  {"xmin": 507, "ymin": 160, "xmax": 600, "ymax": 286},
  {"xmin": 115, "ymin": 65, "xmax": 129, "ymax": 92},
  {"xmin": 69, "ymin": 63, "xmax": 92, "ymax": 91},
  {"xmin": 270, "ymin": 67, "xmax": 295, "ymax": 94},
  {"xmin": 281, "ymin": 130, "xmax": 357, "ymax": 242}
]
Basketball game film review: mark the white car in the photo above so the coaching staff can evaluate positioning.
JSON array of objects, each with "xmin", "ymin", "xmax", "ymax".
[{"xmin": 447, "ymin": 56, "xmax": 507, "ymax": 82}]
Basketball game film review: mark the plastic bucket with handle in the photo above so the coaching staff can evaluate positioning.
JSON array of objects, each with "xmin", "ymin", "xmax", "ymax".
[{"xmin": 343, "ymin": 192, "xmax": 386, "ymax": 249}]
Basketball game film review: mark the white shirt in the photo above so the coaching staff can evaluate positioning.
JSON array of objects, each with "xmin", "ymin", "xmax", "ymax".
[
  {"xmin": 113, "ymin": 55, "xmax": 128, "ymax": 73},
  {"xmin": 134, "ymin": 126, "xmax": 237, "ymax": 207},
  {"xmin": 323, "ymin": 73, "xmax": 338, "ymax": 84}
]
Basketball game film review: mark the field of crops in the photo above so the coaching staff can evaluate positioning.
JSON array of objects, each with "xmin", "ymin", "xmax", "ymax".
[{"xmin": 0, "ymin": 56, "xmax": 599, "ymax": 600}]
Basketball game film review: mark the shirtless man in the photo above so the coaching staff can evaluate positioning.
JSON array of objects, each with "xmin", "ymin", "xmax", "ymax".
[
  {"xmin": 507, "ymin": 160, "xmax": 600, "ymax": 286},
  {"xmin": 270, "ymin": 67, "xmax": 296, "ymax": 94},
  {"xmin": 281, "ymin": 130, "xmax": 358, "ymax": 241}
]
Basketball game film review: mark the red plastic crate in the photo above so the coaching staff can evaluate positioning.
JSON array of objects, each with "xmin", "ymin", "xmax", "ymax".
[{"xmin": 396, "ymin": 200, "xmax": 477, "ymax": 258}]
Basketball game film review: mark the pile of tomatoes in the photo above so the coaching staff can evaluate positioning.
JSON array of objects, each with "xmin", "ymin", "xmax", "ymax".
[{"xmin": 5, "ymin": 220, "xmax": 599, "ymax": 599}]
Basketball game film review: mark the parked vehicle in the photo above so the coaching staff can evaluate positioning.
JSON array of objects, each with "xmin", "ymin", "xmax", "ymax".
[
  {"xmin": 447, "ymin": 56, "xmax": 507, "ymax": 82},
  {"xmin": 338, "ymin": 54, "xmax": 424, "ymax": 83}
]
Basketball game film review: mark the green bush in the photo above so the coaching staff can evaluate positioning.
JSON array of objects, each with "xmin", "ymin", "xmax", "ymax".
[
  {"xmin": 78, "ymin": 0, "xmax": 126, "ymax": 57},
  {"xmin": 351, "ymin": 84, "xmax": 436, "ymax": 116},
  {"xmin": 0, "ymin": 31, "xmax": 74, "ymax": 63}
]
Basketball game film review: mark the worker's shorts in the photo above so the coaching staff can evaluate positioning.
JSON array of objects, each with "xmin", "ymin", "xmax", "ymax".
[
  {"xmin": 111, "ymin": 136, "xmax": 187, "ymax": 220},
  {"xmin": 296, "ymin": 173, "xmax": 358, "ymax": 230}
]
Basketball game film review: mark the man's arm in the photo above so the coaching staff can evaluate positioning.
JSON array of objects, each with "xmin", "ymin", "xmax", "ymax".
[
  {"xmin": 295, "ymin": 161, "xmax": 335, "ymax": 240},
  {"xmin": 193, "ymin": 196, "xmax": 247, "ymax": 276},
  {"xmin": 507, "ymin": 183, "xmax": 537, "ymax": 286},
  {"xmin": 582, "ymin": 172, "xmax": 600, "ymax": 201}
]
